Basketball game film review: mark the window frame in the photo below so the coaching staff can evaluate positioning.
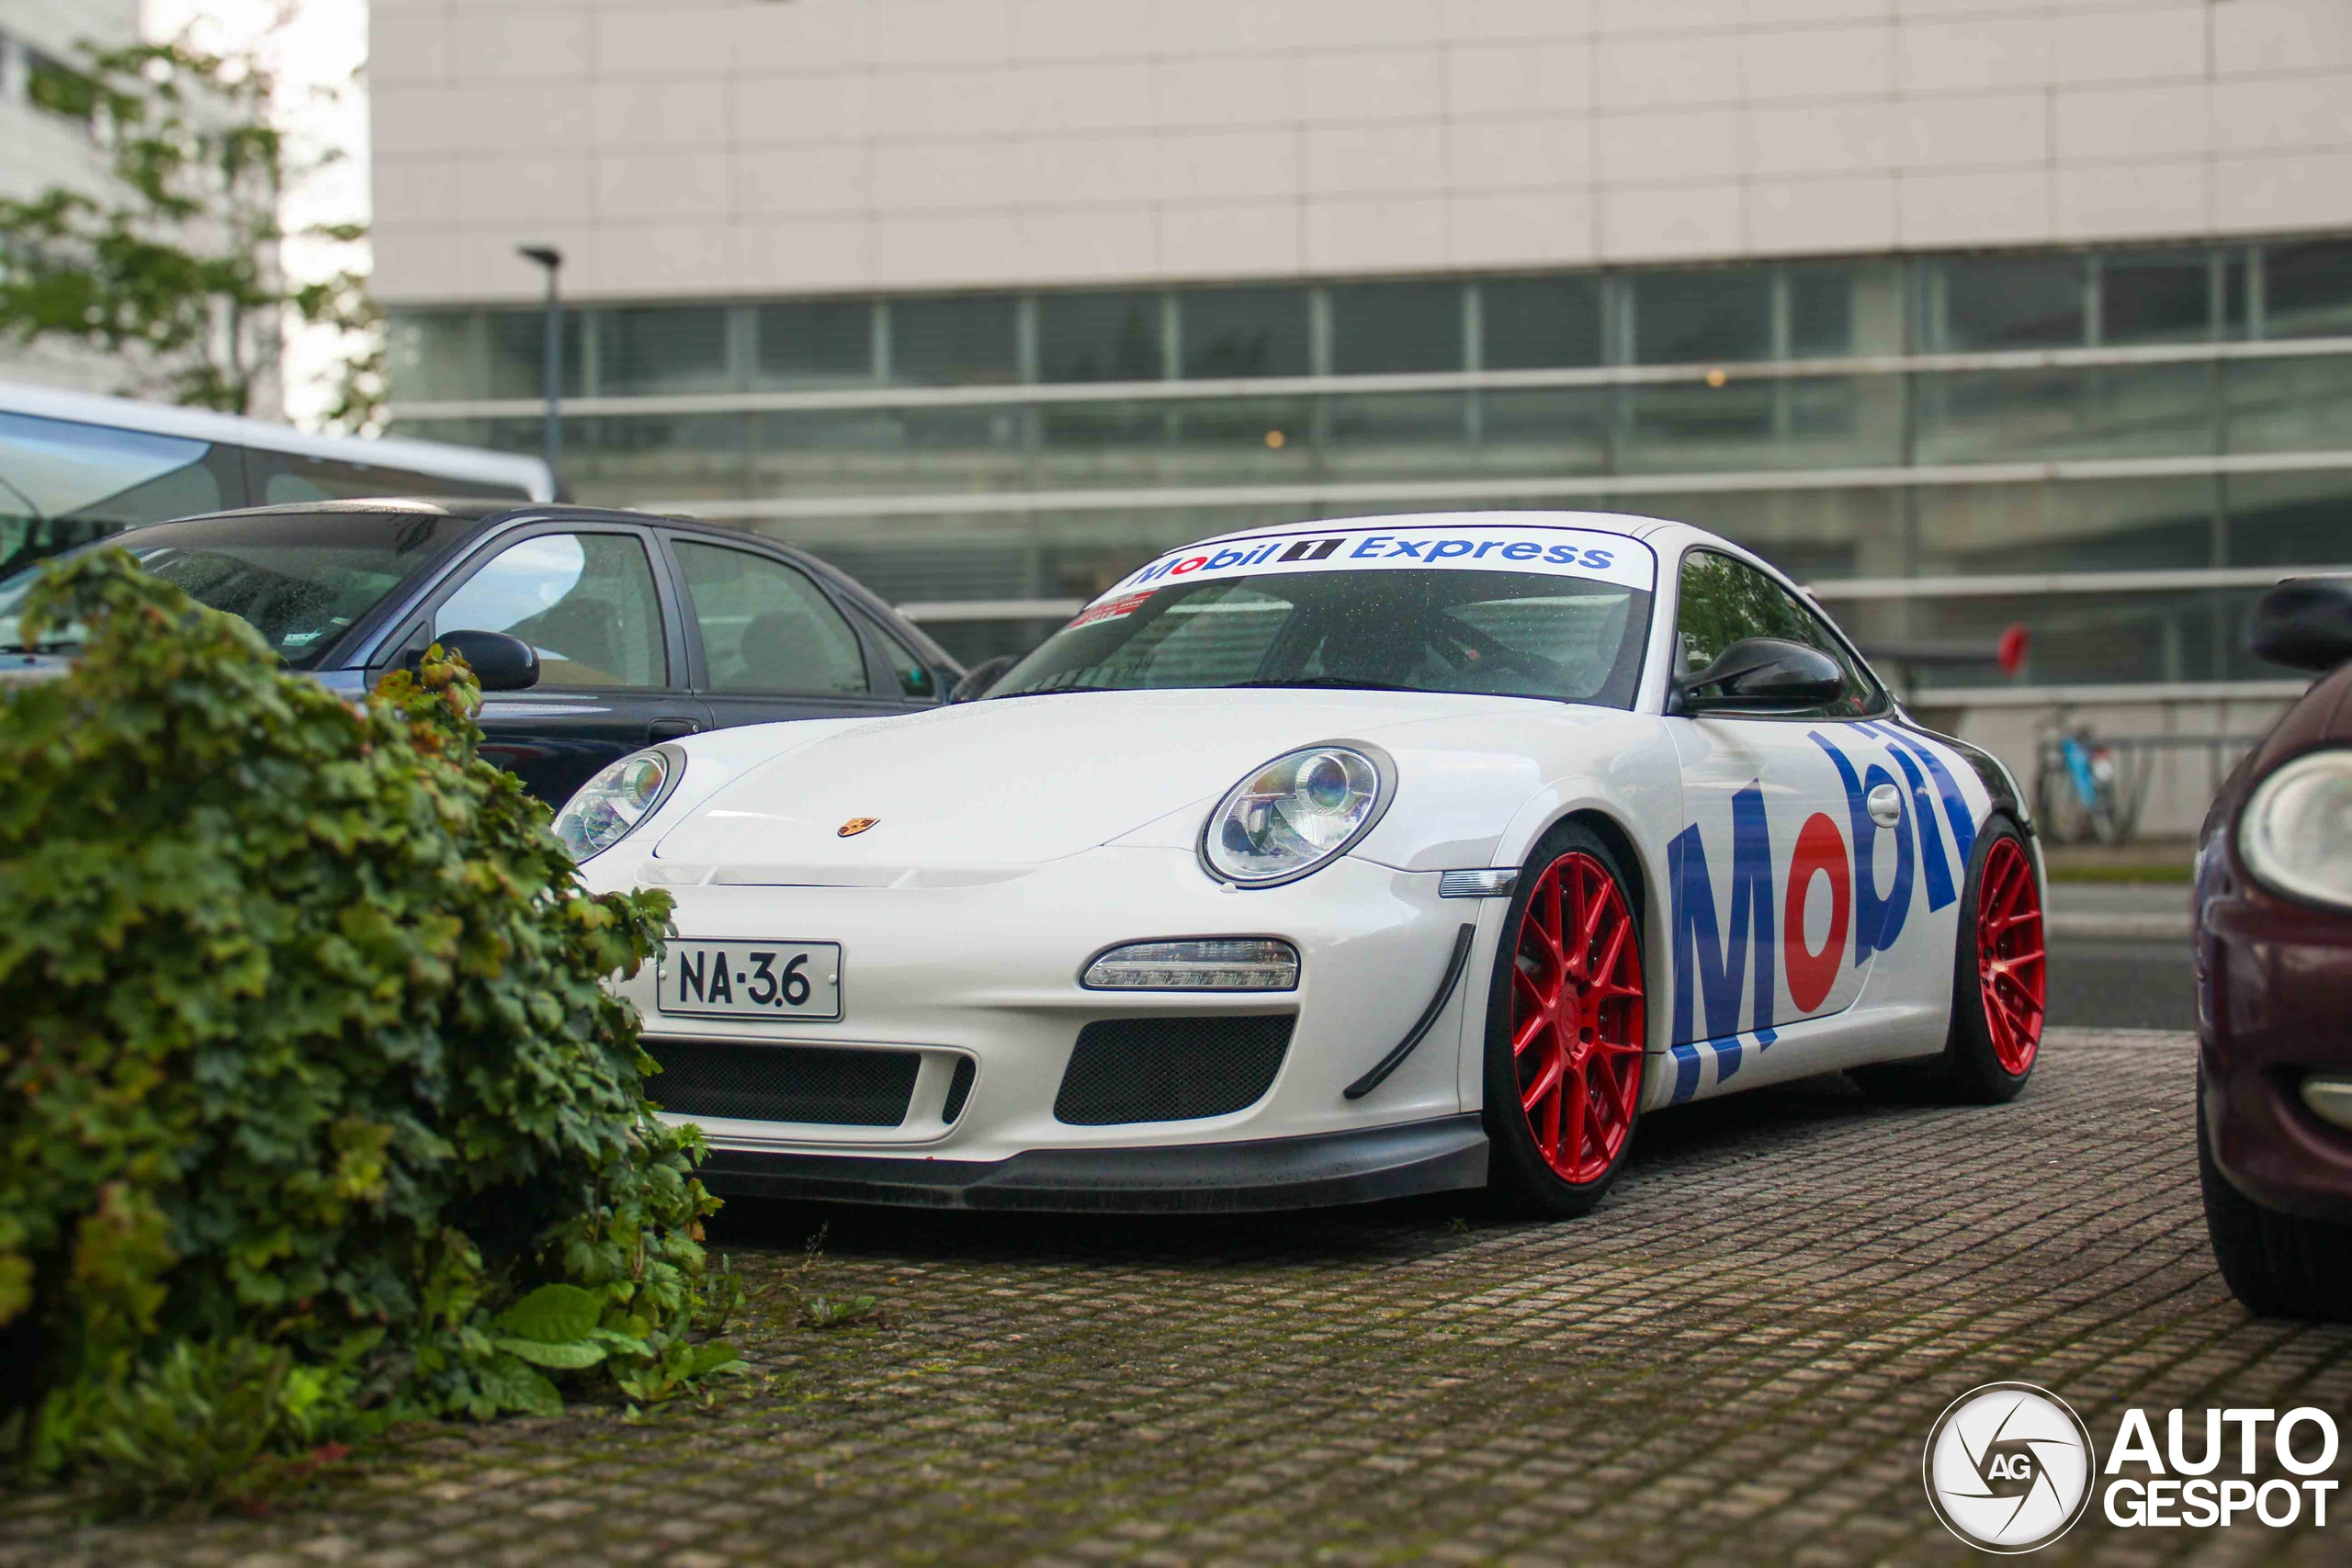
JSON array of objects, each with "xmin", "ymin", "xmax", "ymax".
[
  {"xmin": 657, "ymin": 531, "xmax": 888, "ymax": 700},
  {"xmin": 1667, "ymin": 545, "xmax": 1889, "ymax": 723},
  {"xmin": 403, "ymin": 520, "xmax": 686, "ymax": 694}
]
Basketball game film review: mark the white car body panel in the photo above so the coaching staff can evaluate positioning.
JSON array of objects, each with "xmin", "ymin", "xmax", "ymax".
[{"xmin": 571, "ymin": 509, "xmax": 2027, "ymax": 1211}]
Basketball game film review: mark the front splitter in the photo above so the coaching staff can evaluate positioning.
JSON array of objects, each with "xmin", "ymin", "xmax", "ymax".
[{"xmin": 696, "ymin": 1113, "xmax": 1488, "ymax": 1213}]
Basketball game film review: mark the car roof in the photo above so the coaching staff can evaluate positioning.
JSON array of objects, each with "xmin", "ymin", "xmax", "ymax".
[{"xmin": 1188, "ymin": 509, "xmax": 1689, "ymax": 550}]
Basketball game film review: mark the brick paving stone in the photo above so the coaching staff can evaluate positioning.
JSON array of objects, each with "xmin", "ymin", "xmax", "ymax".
[{"xmin": 6, "ymin": 1030, "xmax": 2349, "ymax": 1563}]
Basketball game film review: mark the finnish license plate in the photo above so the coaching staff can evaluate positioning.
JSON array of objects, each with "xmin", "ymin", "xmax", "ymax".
[{"xmin": 658, "ymin": 942, "xmax": 842, "ymax": 1021}]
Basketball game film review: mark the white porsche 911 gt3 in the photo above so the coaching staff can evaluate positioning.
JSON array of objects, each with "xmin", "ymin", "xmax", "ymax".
[{"xmin": 559, "ymin": 511, "xmax": 2048, "ymax": 1217}]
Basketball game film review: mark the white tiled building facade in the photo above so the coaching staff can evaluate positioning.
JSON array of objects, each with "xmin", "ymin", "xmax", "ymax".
[
  {"xmin": 369, "ymin": 0, "xmax": 2352, "ymax": 303},
  {"xmin": 371, "ymin": 1, "xmax": 2352, "ymax": 829}
]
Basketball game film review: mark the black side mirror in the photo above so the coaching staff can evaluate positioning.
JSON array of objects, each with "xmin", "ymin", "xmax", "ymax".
[
  {"xmin": 1673, "ymin": 636, "xmax": 1844, "ymax": 715},
  {"xmin": 948, "ymin": 653, "xmax": 1016, "ymax": 705},
  {"xmin": 2250, "ymin": 578, "xmax": 2352, "ymax": 672},
  {"xmin": 423, "ymin": 629, "xmax": 540, "ymax": 693}
]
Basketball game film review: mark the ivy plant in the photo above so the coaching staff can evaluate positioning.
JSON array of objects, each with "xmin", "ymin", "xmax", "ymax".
[{"xmin": 0, "ymin": 550, "xmax": 733, "ymax": 1514}]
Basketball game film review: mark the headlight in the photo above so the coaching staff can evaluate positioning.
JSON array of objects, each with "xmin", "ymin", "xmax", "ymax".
[
  {"xmin": 553, "ymin": 745, "xmax": 683, "ymax": 860},
  {"xmin": 1200, "ymin": 743, "xmax": 1392, "ymax": 886},
  {"xmin": 2239, "ymin": 748, "xmax": 2352, "ymax": 908}
]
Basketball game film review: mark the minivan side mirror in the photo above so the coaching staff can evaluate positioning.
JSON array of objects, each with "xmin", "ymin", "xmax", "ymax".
[
  {"xmin": 425, "ymin": 628, "xmax": 540, "ymax": 693},
  {"xmin": 2249, "ymin": 578, "xmax": 2352, "ymax": 672},
  {"xmin": 1672, "ymin": 636, "xmax": 1845, "ymax": 715}
]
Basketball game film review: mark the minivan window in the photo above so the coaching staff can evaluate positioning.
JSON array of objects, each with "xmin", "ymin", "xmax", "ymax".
[
  {"xmin": 0, "ymin": 411, "xmax": 235, "ymax": 576},
  {"xmin": 0, "ymin": 508, "xmax": 468, "ymax": 666},
  {"xmin": 246, "ymin": 447, "xmax": 530, "ymax": 505}
]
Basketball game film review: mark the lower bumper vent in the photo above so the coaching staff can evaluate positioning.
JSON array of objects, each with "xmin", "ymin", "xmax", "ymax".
[
  {"xmin": 1054, "ymin": 1014, "xmax": 1295, "ymax": 1125},
  {"xmin": 648, "ymin": 1041, "xmax": 919, "ymax": 1127},
  {"xmin": 942, "ymin": 1055, "xmax": 977, "ymax": 1124}
]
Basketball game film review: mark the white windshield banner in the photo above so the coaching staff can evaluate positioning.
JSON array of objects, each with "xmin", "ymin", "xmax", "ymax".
[{"xmin": 1088, "ymin": 525, "xmax": 1656, "ymax": 623}]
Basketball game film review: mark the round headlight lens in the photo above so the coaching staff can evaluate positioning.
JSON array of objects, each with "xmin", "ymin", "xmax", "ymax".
[
  {"xmin": 2240, "ymin": 748, "xmax": 2352, "ymax": 908},
  {"xmin": 553, "ymin": 745, "xmax": 681, "ymax": 860},
  {"xmin": 1202, "ymin": 745, "xmax": 1388, "ymax": 886}
]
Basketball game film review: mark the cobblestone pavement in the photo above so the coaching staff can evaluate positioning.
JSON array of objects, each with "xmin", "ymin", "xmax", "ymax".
[{"xmin": 7, "ymin": 1029, "xmax": 2348, "ymax": 1567}]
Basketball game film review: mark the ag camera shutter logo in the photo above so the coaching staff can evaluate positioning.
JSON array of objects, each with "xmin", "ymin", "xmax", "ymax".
[{"xmin": 1922, "ymin": 1382, "xmax": 2097, "ymax": 1553}]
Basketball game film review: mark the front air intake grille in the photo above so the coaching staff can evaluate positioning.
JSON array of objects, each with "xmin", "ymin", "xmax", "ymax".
[
  {"xmin": 1053, "ymin": 1014, "xmax": 1295, "ymax": 1125},
  {"xmin": 941, "ymin": 1055, "xmax": 977, "ymax": 1124},
  {"xmin": 647, "ymin": 1041, "xmax": 919, "ymax": 1127}
]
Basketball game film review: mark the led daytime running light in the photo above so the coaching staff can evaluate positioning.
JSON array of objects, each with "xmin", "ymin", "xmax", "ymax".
[{"xmin": 1081, "ymin": 939, "xmax": 1301, "ymax": 991}]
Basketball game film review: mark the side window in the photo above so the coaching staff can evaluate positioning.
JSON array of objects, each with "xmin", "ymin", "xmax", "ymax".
[
  {"xmin": 246, "ymin": 447, "xmax": 530, "ymax": 504},
  {"xmin": 1674, "ymin": 549, "xmax": 1882, "ymax": 717},
  {"xmin": 0, "ymin": 412, "xmax": 235, "ymax": 574},
  {"xmin": 435, "ymin": 532, "xmax": 666, "ymax": 688},
  {"xmin": 673, "ymin": 540, "xmax": 870, "ymax": 695},
  {"xmin": 865, "ymin": 614, "xmax": 941, "ymax": 702}
]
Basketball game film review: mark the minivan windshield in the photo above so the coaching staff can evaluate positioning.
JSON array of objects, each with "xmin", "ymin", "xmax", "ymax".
[
  {"xmin": 0, "ymin": 508, "xmax": 470, "ymax": 668},
  {"xmin": 992, "ymin": 568, "xmax": 1651, "ymax": 707}
]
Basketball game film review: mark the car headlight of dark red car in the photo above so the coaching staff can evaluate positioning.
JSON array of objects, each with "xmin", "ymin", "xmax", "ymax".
[{"xmin": 2239, "ymin": 747, "xmax": 2352, "ymax": 908}]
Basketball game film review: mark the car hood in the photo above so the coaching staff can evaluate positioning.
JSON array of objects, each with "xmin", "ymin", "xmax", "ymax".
[{"xmin": 652, "ymin": 687, "xmax": 1546, "ymax": 873}]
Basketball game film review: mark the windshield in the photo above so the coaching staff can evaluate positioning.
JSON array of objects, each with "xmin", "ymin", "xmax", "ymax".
[
  {"xmin": 995, "ymin": 557, "xmax": 1652, "ymax": 707},
  {"xmin": 0, "ymin": 508, "xmax": 470, "ymax": 667}
]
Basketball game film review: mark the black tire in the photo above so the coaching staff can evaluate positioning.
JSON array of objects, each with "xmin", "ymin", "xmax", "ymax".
[
  {"xmin": 1481, "ymin": 820, "xmax": 1648, "ymax": 1219},
  {"xmin": 1851, "ymin": 817, "xmax": 2043, "ymax": 1105},
  {"xmin": 2199, "ymin": 1071, "xmax": 2352, "ymax": 1322}
]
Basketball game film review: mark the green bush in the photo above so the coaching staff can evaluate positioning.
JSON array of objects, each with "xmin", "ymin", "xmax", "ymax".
[{"xmin": 0, "ymin": 550, "xmax": 735, "ymax": 1513}]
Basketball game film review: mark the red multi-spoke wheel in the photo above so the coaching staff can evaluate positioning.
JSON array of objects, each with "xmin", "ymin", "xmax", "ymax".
[
  {"xmin": 1507, "ymin": 849, "xmax": 1647, "ymax": 1187},
  {"xmin": 1975, "ymin": 834, "xmax": 2047, "ymax": 1076}
]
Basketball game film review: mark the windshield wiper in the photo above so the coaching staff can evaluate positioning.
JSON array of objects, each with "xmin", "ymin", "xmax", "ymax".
[{"xmin": 1227, "ymin": 676, "xmax": 1418, "ymax": 693}]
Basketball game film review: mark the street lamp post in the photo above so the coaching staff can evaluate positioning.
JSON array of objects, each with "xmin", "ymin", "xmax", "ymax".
[{"xmin": 517, "ymin": 245, "xmax": 563, "ymax": 488}]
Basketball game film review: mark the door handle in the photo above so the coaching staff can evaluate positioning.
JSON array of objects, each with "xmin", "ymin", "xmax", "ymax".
[
  {"xmin": 648, "ymin": 718, "xmax": 703, "ymax": 742},
  {"xmin": 1866, "ymin": 782, "xmax": 1904, "ymax": 829}
]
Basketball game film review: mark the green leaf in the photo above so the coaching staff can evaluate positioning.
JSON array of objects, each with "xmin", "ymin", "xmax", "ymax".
[
  {"xmin": 473, "ymin": 1353, "xmax": 562, "ymax": 1417},
  {"xmin": 492, "ymin": 1337, "xmax": 607, "ymax": 1371},
  {"xmin": 492, "ymin": 1283, "xmax": 602, "ymax": 1345},
  {"xmin": 685, "ymin": 1341, "xmax": 742, "ymax": 1378}
]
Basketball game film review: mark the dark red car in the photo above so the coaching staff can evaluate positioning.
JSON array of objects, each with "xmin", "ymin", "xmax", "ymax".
[{"xmin": 2197, "ymin": 577, "xmax": 2352, "ymax": 1321}]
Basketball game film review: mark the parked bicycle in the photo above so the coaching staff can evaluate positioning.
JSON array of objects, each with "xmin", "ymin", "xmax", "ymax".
[{"xmin": 2034, "ymin": 719, "xmax": 2127, "ymax": 844}]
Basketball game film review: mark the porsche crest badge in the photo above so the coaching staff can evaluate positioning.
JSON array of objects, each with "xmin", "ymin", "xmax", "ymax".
[{"xmin": 837, "ymin": 817, "xmax": 880, "ymax": 838}]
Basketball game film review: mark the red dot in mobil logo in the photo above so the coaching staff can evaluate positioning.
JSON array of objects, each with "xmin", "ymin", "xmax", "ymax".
[
  {"xmin": 1784, "ymin": 813, "xmax": 1852, "ymax": 1012},
  {"xmin": 1169, "ymin": 556, "xmax": 1210, "ymax": 574}
]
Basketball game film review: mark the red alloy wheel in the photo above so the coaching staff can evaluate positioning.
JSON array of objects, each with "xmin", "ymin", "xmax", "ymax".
[
  {"xmin": 1509, "ymin": 851, "xmax": 1646, "ymax": 1185},
  {"xmin": 1976, "ymin": 836, "xmax": 2047, "ymax": 1076}
]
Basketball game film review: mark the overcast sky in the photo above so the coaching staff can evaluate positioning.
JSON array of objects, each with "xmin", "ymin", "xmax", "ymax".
[{"xmin": 142, "ymin": 0, "xmax": 371, "ymax": 428}]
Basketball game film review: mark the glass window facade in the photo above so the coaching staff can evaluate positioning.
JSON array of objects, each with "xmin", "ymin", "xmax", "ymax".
[
  {"xmin": 1329, "ymin": 281, "xmax": 1461, "ymax": 375},
  {"xmin": 891, "ymin": 295, "xmax": 1019, "ymax": 385},
  {"xmin": 1632, "ymin": 269, "xmax": 1773, "ymax": 364},
  {"xmin": 1038, "ymin": 291, "xmax": 1162, "ymax": 383},
  {"xmin": 1480, "ymin": 276, "xmax": 1603, "ymax": 370},
  {"xmin": 385, "ymin": 233, "xmax": 2352, "ymax": 683},
  {"xmin": 1929, "ymin": 255, "xmax": 2085, "ymax": 351},
  {"xmin": 756, "ymin": 300, "xmax": 871, "ymax": 387},
  {"xmin": 1179, "ymin": 287, "xmax": 1309, "ymax": 379}
]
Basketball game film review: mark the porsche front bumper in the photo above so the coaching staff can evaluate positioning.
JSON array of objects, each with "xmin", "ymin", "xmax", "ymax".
[{"xmin": 590, "ymin": 846, "xmax": 1499, "ymax": 1211}]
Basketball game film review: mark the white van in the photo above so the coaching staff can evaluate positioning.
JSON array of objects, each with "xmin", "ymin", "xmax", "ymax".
[{"xmin": 0, "ymin": 380, "xmax": 554, "ymax": 576}]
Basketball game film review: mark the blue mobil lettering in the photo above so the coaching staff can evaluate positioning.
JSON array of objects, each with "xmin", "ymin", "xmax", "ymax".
[
  {"xmin": 1666, "ymin": 730, "xmax": 1983, "ymax": 1102},
  {"xmin": 1110, "ymin": 529, "xmax": 1639, "ymax": 595},
  {"xmin": 1668, "ymin": 784, "xmax": 1779, "ymax": 1094}
]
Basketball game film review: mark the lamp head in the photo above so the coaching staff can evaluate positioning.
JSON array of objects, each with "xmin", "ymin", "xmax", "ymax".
[{"xmin": 517, "ymin": 245, "xmax": 562, "ymax": 270}]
